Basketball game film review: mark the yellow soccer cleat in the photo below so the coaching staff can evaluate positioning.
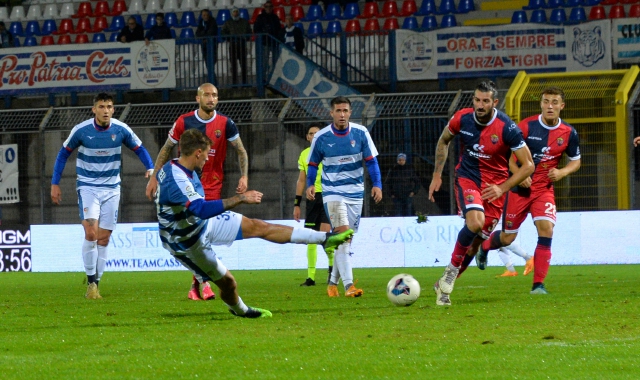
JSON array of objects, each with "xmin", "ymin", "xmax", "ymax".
[
  {"xmin": 499, "ymin": 270, "xmax": 518, "ymax": 277},
  {"xmin": 523, "ymin": 258, "xmax": 534, "ymax": 276},
  {"xmin": 327, "ymin": 284, "xmax": 340, "ymax": 297}
]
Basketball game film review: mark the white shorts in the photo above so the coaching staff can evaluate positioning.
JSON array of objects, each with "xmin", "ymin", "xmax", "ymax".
[
  {"xmin": 77, "ymin": 187, "xmax": 120, "ymax": 231},
  {"xmin": 324, "ymin": 201, "xmax": 362, "ymax": 232},
  {"xmin": 174, "ymin": 211, "xmax": 243, "ymax": 283}
]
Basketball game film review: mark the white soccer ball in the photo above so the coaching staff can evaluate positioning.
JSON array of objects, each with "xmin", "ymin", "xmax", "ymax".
[{"xmin": 386, "ymin": 273, "xmax": 421, "ymax": 306}]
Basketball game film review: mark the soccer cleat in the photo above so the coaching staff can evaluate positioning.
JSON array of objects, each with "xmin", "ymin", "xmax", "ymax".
[
  {"xmin": 345, "ymin": 281, "xmax": 363, "ymax": 297},
  {"xmin": 499, "ymin": 270, "xmax": 518, "ymax": 277},
  {"xmin": 438, "ymin": 264, "xmax": 460, "ymax": 294},
  {"xmin": 530, "ymin": 283, "xmax": 548, "ymax": 295},
  {"xmin": 85, "ymin": 282, "xmax": 100, "ymax": 300},
  {"xmin": 327, "ymin": 284, "xmax": 340, "ymax": 297},
  {"xmin": 188, "ymin": 286, "xmax": 203, "ymax": 301},
  {"xmin": 322, "ymin": 229, "xmax": 354, "ymax": 255},
  {"xmin": 476, "ymin": 246, "xmax": 488, "ymax": 270},
  {"xmin": 229, "ymin": 307, "xmax": 272, "ymax": 318},
  {"xmin": 523, "ymin": 258, "xmax": 534, "ymax": 276},
  {"xmin": 202, "ymin": 282, "xmax": 216, "ymax": 300},
  {"xmin": 434, "ymin": 281, "xmax": 451, "ymax": 306},
  {"xmin": 300, "ymin": 278, "xmax": 316, "ymax": 286}
]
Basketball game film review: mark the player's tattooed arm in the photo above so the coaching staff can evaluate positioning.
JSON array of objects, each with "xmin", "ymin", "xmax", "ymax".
[
  {"xmin": 154, "ymin": 138, "xmax": 177, "ymax": 171},
  {"xmin": 433, "ymin": 127, "xmax": 455, "ymax": 175},
  {"xmin": 230, "ymin": 137, "xmax": 249, "ymax": 177}
]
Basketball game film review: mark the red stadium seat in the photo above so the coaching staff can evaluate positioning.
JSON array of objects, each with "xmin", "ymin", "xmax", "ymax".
[
  {"xmin": 57, "ymin": 34, "xmax": 71, "ymax": 44},
  {"xmin": 92, "ymin": 16, "xmax": 108, "ymax": 32},
  {"xmin": 73, "ymin": 2, "xmax": 94, "ymax": 18},
  {"xmin": 272, "ymin": 0, "xmax": 284, "ymax": 6},
  {"xmin": 110, "ymin": 0, "xmax": 127, "ymax": 16},
  {"xmin": 358, "ymin": 2, "xmax": 380, "ymax": 18},
  {"xmin": 290, "ymin": 6, "xmax": 305, "ymax": 21},
  {"xmin": 608, "ymin": 5, "xmax": 626, "ymax": 18},
  {"xmin": 74, "ymin": 17, "xmax": 92, "ymax": 34},
  {"xmin": 300, "ymin": 0, "xmax": 312, "ymax": 4},
  {"xmin": 599, "ymin": 0, "xmax": 618, "ymax": 4},
  {"xmin": 94, "ymin": 1, "xmax": 110, "ymax": 17},
  {"xmin": 363, "ymin": 18, "xmax": 380, "ymax": 31},
  {"xmin": 273, "ymin": 6, "xmax": 286, "ymax": 22},
  {"xmin": 383, "ymin": 17, "xmax": 399, "ymax": 30},
  {"xmin": 588, "ymin": 5, "xmax": 606, "ymax": 19},
  {"xmin": 53, "ymin": 19, "xmax": 74, "ymax": 35},
  {"xmin": 399, "ymin": 0, "xmax": 418, "ymax": 16},
  {"xmin": 250, "ymin": 8, "xmax": 262, "ymax": 24},
  {"xmin": 41, "ymin": 35, "xmax": 54, "ymax": 45},
  {"xmin": 630, "ymin": 4, "xmax": 640, "ymax": 17},
  {"xmin": 345, "ymin": 19, "xmax": 361, "ymax": 32},
  {"xmin": 381, "ymin": 0, "xmax": 399, "ymax": 17},
  {"xmin": 75, "ymin": 34, "xmax": 89, "ymax": 44}
]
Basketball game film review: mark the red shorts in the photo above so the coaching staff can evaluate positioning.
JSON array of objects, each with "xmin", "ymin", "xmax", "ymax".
[
  {"xmin": 454, "ymin": 177, "xmax": 505, "ymax": 238},
  {"xmin": 503, "ymin": 188, "xmax": 556, "ymax": 233}
]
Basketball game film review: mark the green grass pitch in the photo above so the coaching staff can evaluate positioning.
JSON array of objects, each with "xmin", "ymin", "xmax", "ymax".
[{"xmin": 1, "ymin": 265, "xmax": 639, "ymax": 379}]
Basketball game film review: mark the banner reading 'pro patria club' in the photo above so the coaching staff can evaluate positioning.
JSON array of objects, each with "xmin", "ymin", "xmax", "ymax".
[{"xmin": 0, "ymin": 40, "xmax": 175, "ymax": 95}]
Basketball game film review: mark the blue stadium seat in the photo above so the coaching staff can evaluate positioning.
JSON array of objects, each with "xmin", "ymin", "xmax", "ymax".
[
  {"xmin": 301, "ymin": 5, "xmax": 322, "ymax": 21},
  {"xmin": 24, "ymin": 36, "xmax": 37, "ymax": 46},
  {"xmin": 568, "ymin": 7, "xmax": 587, "ymax": 23},
  {"xmin": 420, "ymin": 14, "xmax": 437, "ymax": 30},
  {"xmin": 511, "ymin": 10, "xmax": 528, "ymax": 23},
  {"xmin": 109, "ymin": 32, "xmax": 119, "ymax": 42},
  {"xmin": 307, "ymin": 21, "xmax": 323, "ymax": 37},
  {"xmin": 106, "ymin": 15, "xmax": 125, "ymax": 32},
  {"xmin": 133, "ymin": 15, "xmax": 143, "ymax": 29},
  {"xmin": 325, "ymin": 20, "xmax": 342, "ymax": 35},
  {"xmin": 294, "ymin": 22, "xmax": 303, "ymax": 30},
  {"xmin": 402, "ymin": 16, "xmax": 419, "ymax": 29},
  {"xmin": 549, "ymin": 8, "xmax": 567, "ymax": 23},
  {"xmin": 179, "ymin": 11, "xmax": 197, "ymax": 27},
  {"xmin": 547, "ymin": 0, "xmax": 565, "ymax": 8},
  {"xmin": 566, "ymin": 0, "xmax": 584, "ymax": 6},
  {"xmin": 342, "ymin": 2, "xmax": 360, "ymax": 19},
  {"xmin": 42, "ymin": 19, "xmax": 57, "ymax": 35},
  {"xmin": 524, "ymin": 0, "xmax": 547, "ymax": 10},
  {"xmin": 322, "ymin": 3, "xmax": 342, "ymax": 20},
  {"xmin": 145, "ymin": 14, "xmax": 156, "ymax": 29},
  {"xmin": 239, "ymin": 9, "xmax": 250, "ymax": 20},
  {"xmin": 440, "ymin": 14, "xmax": 457, "ymax": 27},
  {"xmin": 438, "ymin": 0, "xmax": 456, "ymax": 14},
  {"xmin": 457, "ymin": 0, "xmax": 475, "ymax": 13},
  {"xmin": 13, "ymin": 37, "xmax": 20, "ymax": 47},
  {"xmin": 415, "ymin": 0, "xmax": 436, "ymax": 16},
  {"xmin": 170, "ymin": 29, "xmax": 176, "ymax": 39},
  {"xmin": 583, "ymin": 0, "xmax": 600, "ymax": 5},
  {"xmin": 24, "ymin": 20, "xmax": 42, "ymax": 37},
  {"xmin": 217, "ymin": 9, "xmax": 231, "ymax": 26},
  {"xmin": 164, "ymin": 12, "xmax": 178, "ymax": 28},
  {"xmin": 92, "ymin": 33, "xmax": 106, "ymax": 43},
  {"xmin": 177, "ymin": 27, "xmax": 195, "ymax": 44},
  {"xmin": 530, "ymin": 9, "xmax": 548, "ymax": 22},
  {"xmin": 9, "ymin": 21, "xmax": 24, "ymax": 37}
]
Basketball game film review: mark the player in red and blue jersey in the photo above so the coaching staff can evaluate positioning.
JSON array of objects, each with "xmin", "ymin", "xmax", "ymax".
[
  {"xmin": 145, "ymin": 83, "xmax": 249, "ymax": 301},
  {"xmin": 428, "ymin": 81, "xmax": 535, "ymax": 306},
  {"xmin": 476, "ymin": 87, "xmax": 581, "ymax": 295}
]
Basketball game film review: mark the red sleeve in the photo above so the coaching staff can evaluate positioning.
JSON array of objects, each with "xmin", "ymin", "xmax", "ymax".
[
  {"xmin": 447, "ymin": 110, "xmax": 463, "ymax": 135},
  {"xmin": 168, "ymin": 116, "xmax": 185, "ymax": 143}
]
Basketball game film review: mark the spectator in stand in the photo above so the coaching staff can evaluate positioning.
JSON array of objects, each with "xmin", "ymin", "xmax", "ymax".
[
  {"xmin": 118, "ymin": 17, "xmax": 145, "ymax": 43},
  {"xmin": 0, "ymin": 22, "xmax": 14, "ymax": 48},
  {"xmin": 145, "ymin": 13, "xmax": 173, "ymax": 45},
  {"xmin": 253, "ymin": 1, "xmax": 282, "ymax": 76},
  {"xmin": 221, "ymin": 7, "xmax": 252, "ymax": 85},
  {"xmin": 280, "ymin": 15, "xmax": 304, "ymax": 54},
  {"xmin": 195, "ymin": 9, "xmax": 218, "ymax": 81},
  {"xmin": 384, "ymin": 153, "xmax": 421, "ymax": 216}
]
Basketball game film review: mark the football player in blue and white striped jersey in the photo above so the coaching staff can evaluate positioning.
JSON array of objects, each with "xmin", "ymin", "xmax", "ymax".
[{"xmin": 51, "ymin": 93, "xmax": 154, "ymax": 300}]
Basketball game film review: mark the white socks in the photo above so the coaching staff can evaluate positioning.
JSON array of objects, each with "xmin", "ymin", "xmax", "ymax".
[
  {"xmin": 505, "ymin": 243, "xmax": 531, "ymax": 260},
  {"xmin": 226, "ymin": 297, "xmax": 249, "ymax": 315},
  {"xmin": 334, "ymin": 243, "xmax": 354, "ymax": 290},
  {"xmin": 82, "ymin": 239, "xmax": 98, "ymax": 276},
  {"xmin": 498, "ymin": 248, "xmax": 516, "ymax": 272},
  {"xmin": 96, "ymin": 245, "xmax": 108, "ymax": 282},
  {"xmin": 290, "ymin": 227, "xmax": 326, "ymax": 244}
]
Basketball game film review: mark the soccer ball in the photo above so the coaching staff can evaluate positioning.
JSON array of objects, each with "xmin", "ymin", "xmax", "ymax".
[{"xmin": 386, "ymin": 274, "xmax": 421, "ymax": 306}]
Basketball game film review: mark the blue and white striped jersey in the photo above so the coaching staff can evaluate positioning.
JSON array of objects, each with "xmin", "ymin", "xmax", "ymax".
[
  {"xmin": 156, "ymin": 160, "xmax": 207, "ymax": 255},
  {"xmin": 63, "ymin": 118, "xmax": 144, "ymax": 190},
  {"xmin": 307, "ymin": 122, "xmax": 378, "ymax": 204}
]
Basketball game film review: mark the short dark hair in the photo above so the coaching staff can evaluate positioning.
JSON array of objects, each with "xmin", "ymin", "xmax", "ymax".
[
  {"xmin": 330, "ymin": 96, "xmax": 351, "ymax": 108},
  {"xmin": 93, "ymin": 93, "xmax": 113, "ymax": 105},
  {"xmin": 475, "ymin": 80, "xmax": 498, "ymax": 100},
  {"xmin": 308, "ymin": 122, "xmax": 325, "ymax": 130},
  {"xmin": 156, "ymin": 12, "xmax": 165, "ymax": 19},
  {"xmin": 127, "ymin": 16, "xmax": 137, "ymax": 23},
  {"xmin": 541, "ymin": 86, "xmax": 565, "ymax": 102},
  {"xmin": 180, "ymin": 129, "xmax": 212, "ymax": 157}
]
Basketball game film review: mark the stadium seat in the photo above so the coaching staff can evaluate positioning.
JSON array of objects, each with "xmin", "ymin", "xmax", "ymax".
[
  {"xmin": 530, "ymin": 9, "xmax": 547, "ymax": 22},
  {"xmin": 383, "ymin": 17, "xmax": 399, "ymax": 30},
  {"xmin": 567, "ymin": 7, "xmax": 587, "ymax": 23},
  {"xmin": 345, "ymin": 19, "xmax": 361, "ymax": 32},
  {"xmin": 125, "ymin": 0, "xmax": 144, "ymax": 15},
  {"xmin": 300, "ymin": 0, "xmax": 313, "ymax": 5},
  {"xmin": 42, "ymin": 19, "xmax": 58, "ymax": 35},
  {"xmin": 196, "ymin": 0, "xmax": 214, "ymax": 9},
  {"xmin": 0, "ymin": 8, "xmax": 8, "ymax": 22},
  {"xmin": 599, "ymin": 0, "xmax": 618, "ymax": 4},
  {"xmin": 163, "ymin": 0, "xmax": 179, "ymax": 12},
  {"xmin": 9, "ymin": 21, "xmax": 24, "ymax": 37},
  {"xmin": 420, "ymin": 14, "xmax": 437, "ymax": 30},
  {"xmin": 177, "ymin": 27, "xmax": 194, "ymax": 44},
  {"xmin": 547, "ymin": 0, "xmax": 565, "ymax": 8},
  {"xmin": 294, "ymin": 21, "xmax": 303, "ymax": 30},
  {"xmin": 145, "ymin": 14, "xmax": 157, "ymax": 29},
  {"xmin": 24, "ymin": 21, "xmax": 42, "ymax": 37},
  {"xmin": 549, "ymin": 8, "xmax": 567, "ymax": 23},
  {"xmin": 307, "ymin": 21, "xmax": 323, "ymax": 37},
  {"xmin": 524, "ymin": 0, "xmax": 546, "ymax": 9},
  {"xmin": 145, "ymin": 0, "xmax": 163, "ymax": 14},
  {"xmin": 399, "ymin": 0, "xmax": 418, "ymax": 16},
  {"xmin": 42, "ymin": 4, "xmax": 59, "ymax": 19},
  {"xmin": 217, "ymin": 9, "xmax": 231, "ymax": 25},
  {"xmin": 75, "ymin": 33, "xmax": 89, "ymax": 44},
  {"xmin": 325, "ymin": 20, "xmax": 342, "ymax": 35},
  {"xmin": 381, "ymin": 0, "xmax": 399, "ymax": 17},
  {"xmin": 583, "ymin": 0, "xmax": 601, "ymax": 4},
  {"xmin": 179, "ymin": 11, "xmax": 197, "ymax": 27},
  {"xmin": 170, "ymin": 29, "xmax": 176, "ymax": 39},
  {"xmin": 53, "ymin": 19, "xmax": 74, "ymax": 35},
  {"xmin": 59, "ymin": 3, "xmax": 75, "ymax": 19},
  {"xmin": 438, "ymin": 0, "xmax": 456, "ymax": 14},
  {"xmin": 24, "ymin": 36, "xmax": 37, "ymax": 46},
  {"xmin": 249, "ymin": 8, "xmax": 262, "ymax": 24},
  {"xmin": 57, "ymin": 34, "xmax": 71, "ymax": 44},
  {"xmin": 511, "ymin": 10, "xmax": 528, "ymax": 23},
  {"xmin": 415, "ymin": 0, "xmax": 436, "ymax": 15},
  {"xmin": 74, "ymin": 17, "xmax": 92, "ymax": 33},
  {"xmin": 110, "ymin": 0, "xmax": 127, "ymax": 16},
  {"xmin": 358, "ymin": 2, "xmax": 380, "ymax": 18},
  {"xmin": 288, "ymin": 0, "xmax": 302, "ymax": 5},
  {"xmin": 620, "ymin": 0, "xmax": 638, "ymax": 3},
  {"xmin": 93, "ymin": 1, "xmax": 110, "ymax": 17},
  {"xmin": 73, "ymin": 2, "xmax": 93, "ymax": 18},
  {"xmin": 133, "ymin": 15, "xmax": 143, "ymax": 28},
  {"xmin": 363, "ymin": 18, "xmax": 380, "ymax": 31},
  {"xmin": 41, "ymin": 35, "xmax": 55, "ymax": 45},
  {"xmin": 342, "ymin": 3, "xmax": 361, "ymax": 19},
  {"xmin": 290, "ymin": 6, "xmax": 305, "ymax": 21},
  {"xmin": 630, "ymin": 4, "xmax": 640, "ymax": 17},
  {"xmin": 301, "ymin": 5, "xmax": 322, "ymax": 21},
  {"xmin": 588, "ymin": 5, "xmax": 606, "ymax": 19},
  {"xmin": 457, "ymin": 0, "xmax": 475, "ymax": 13},
  {"xmin": 440, "ymin": 14, "xmax": 457, "ymax": 27},
  {"xmin": 92, "ymin": 16, "xmax": 108, "ymax": 32},
  {"xmin": 565, "ymin": 0, "xmax": 584, "ymax": 6},
  {"xmin": 106, "ymin": 15, "xmax": 125, "ymax": 32},
  {"xmin": 9, "ymin": 5, "xmax": 26, "ymax": 21},
  {"xmin": 402, "ymin": 16, "xmax": 419, "ymax": 29},
  {"xmin": 240, "ymin": 8, "xmax": 250, "ymax": 20},
  {"xmin": 272, "ymin": 0, "xmax": 284, "ymax": 6},
  {"xmin": 218, "ymin": 0, "xmax": 233, "ymax": 8},
  {"xmin": 274, "ymin": 6, "xmax": 286, "ymax": 22},
  {"xmin": 322, "ymin": 3, "xmax": 342, "ymax": 20},
  {"xmin": 92, "ymin": 32, "xmax": 106, "ymax": 43},
  {"xmin": 609, "ymin": 5, "xmax": 626, "ymax": 18},
  {"xmin": 26, "ymin": 5, "xmax": 42, "ymax": 20},
  {"xmin": 109, "ymin": 32, "xmax": 119, "ymax": 42},
  {"xmin": 164, "ymin": 12, "xmax": 178, "ymax": 28}
]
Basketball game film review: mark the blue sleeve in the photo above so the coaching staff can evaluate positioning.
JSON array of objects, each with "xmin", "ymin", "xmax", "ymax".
[
  {"xmin": 503, "ymin": 121, "xmax": 526, "ymax": 150},
  {"xmin": 187, "ymin": 198, "xmax": 226, "ymax": 219},
  {"xmin": 226, "ymin": 118, "xmax": 239, "ymax": 140},
  {"xmin": 306, "ymin": 165, "xmax": 319, "ymax": 188},
  {"xmin": 134, "ymin": 145, "xmax": 154, "ymax": 170},
  {"xmin": 365, "ymin": 157, "xmax": 382, "ymax": 189},
  {"xmin": 567, "ymin": 128, "xmax": 581, "ymax": 159},
  {"xmin": 51, "ymin": 147, "xmax": 71, "ymax": 185}
]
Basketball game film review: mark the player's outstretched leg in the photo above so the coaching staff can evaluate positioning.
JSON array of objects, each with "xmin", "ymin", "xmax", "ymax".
[{"xmin": 322, "ymin": 229, "xmax": 354, "ymax": 255}]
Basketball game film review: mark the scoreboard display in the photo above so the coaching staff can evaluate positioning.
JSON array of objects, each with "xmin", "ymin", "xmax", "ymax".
[{"xmin": 0, "ymin": 227, "xmax": 31, "ymax": 272}]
